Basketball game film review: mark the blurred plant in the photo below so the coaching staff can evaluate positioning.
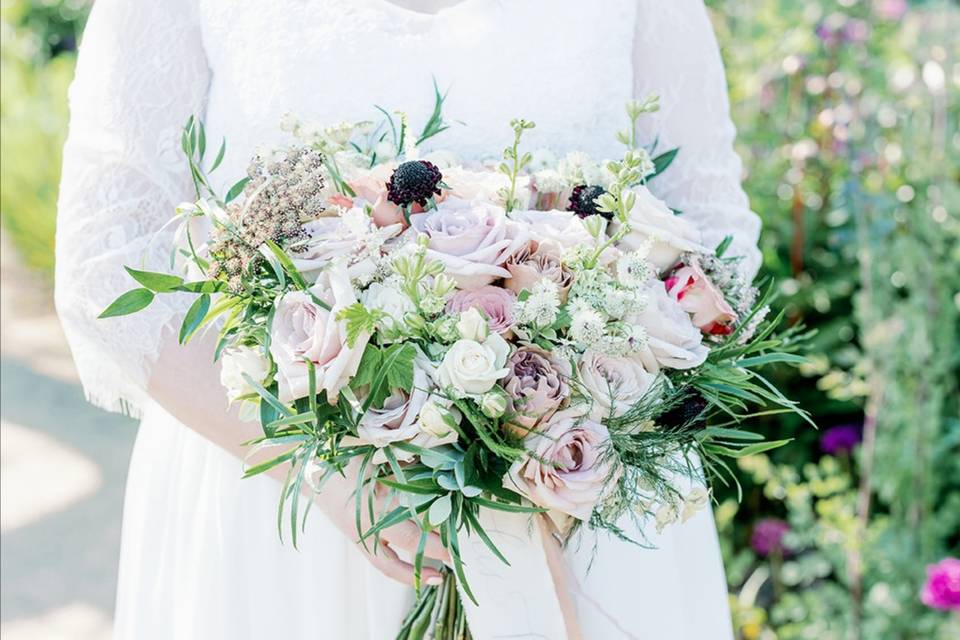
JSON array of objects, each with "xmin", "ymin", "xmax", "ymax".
[
  {"xmin": 0, "ymin": 0, "xmax": 89, "ymax": 275},
  {"xmin": 707, "ymin": 0, "xmax": 959, "ymax": 638}
]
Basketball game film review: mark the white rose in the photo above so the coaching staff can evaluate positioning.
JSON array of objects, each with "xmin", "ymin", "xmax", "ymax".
[
  {"xmin": 269, "ymin": 262, "xmax": 370, "ymax": 402},
  {"xmin": 293, "ymin": 209, "xmax": 402, "ymax": 283},
  {"xmin": 630, "ymin": 283, "xmax": 709, "ymax": 373},
  {"xmin": 437, "ymin": 334, "xmax": 511, "ymax": 397},
  {"xmin": 442, "ymin": 166, "xmax": 533, "ymax": 209},
  {"xmin": 219, "ymin": 346, "xmax": 270, "ymax": 421},
  {"xmin": 418, "ymin": 400, "xmax": 457, "ymax": 438},
  {"xmin": 578, "ymin": 350, "xmax": 657, "ymax": 421},
  {"xmin": 361, "ymin": 281, "xmax": 415, "ymax": 332},
  {"xmin": 456, "ymin": 307, "xmax": 490, "ymax": 342},
  {"xmin": 614, "ymin": 185, "xmax": 708, "ymax": 272}
]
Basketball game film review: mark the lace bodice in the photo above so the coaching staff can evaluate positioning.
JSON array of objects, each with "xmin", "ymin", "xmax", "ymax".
[{"xmin": 56, "ymin": 0, "xmax": 761, "ymax": 415}]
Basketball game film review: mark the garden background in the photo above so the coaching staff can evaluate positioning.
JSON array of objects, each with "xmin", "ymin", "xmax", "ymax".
[{"xmin": 1, "ymin": 0, "xmax": 957, "ymax": 638}]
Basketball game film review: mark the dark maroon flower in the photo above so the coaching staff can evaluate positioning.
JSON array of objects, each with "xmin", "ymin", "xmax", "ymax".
[
  {"xmin": 751, "ymin": 518, "xmax": 791, "ymax": 557},
  {"xmin": 567, "ymin": 185, "xmax": 609, "ymax": 219},
  {"xmin": 820, "ymin": 423, "xmax": 862, "ymax": 455},
  {"xmin": 386, "ymin": 160, "xmax": 442, "ymax": 208}
]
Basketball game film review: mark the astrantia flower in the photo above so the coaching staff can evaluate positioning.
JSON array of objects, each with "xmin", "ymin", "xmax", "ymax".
[
  {"xmin": 616, "ymin": 249, "xmax": 655, "ymax": 290},
  {"xmin": 514, "ymin": 279, "xmax": 561, "ymax": 329},
  {"xmin": 750, "ymin": 518, "xmax": 791, "ymax": 557},
  {"xmin": 569, "ymin": 306, "xmax": 606, "ymax": 346},
  {"xmin": 921, "ymin": 557, "xmax": 960, "ymax": 611}
]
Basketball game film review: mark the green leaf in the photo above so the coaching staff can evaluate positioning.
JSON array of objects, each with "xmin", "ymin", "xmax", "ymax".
[
  {"xmin": 377, "ymin": 477, "xmax": 443, "ymax": 496},
  {"xmin": 244, "ymin": 373, "xmax": 294, "ymax": 418},
  {"xmin": 428, "ymin": 494, "xmax": 453, "ymax": 526},
  {"xmin": 336, "ymin": 303, "xmax": 382, "ymax": 348},
  {"xmin": 210, "ymin": 138, "xmax": 227, "ymax": 172},
  {"xmin": 124, "ymin": 267, "xmax": 184, "ymax": 293},
  {"xmin": 650, "ymin": 148, "xmax": 679, "ymax": 178},
  {"xmin": 469, "ymin": 496, "xmax": 546, "ymax": 513},
  {"xmin": 98, "ymin": 288, "xmax": 155, "ymax": 318},
  {"xmin": 225, "ymin": 176, "xmax": 250, "ymax": 203},
  {"xmin": 178, "ymin": 293, "xmax": 211, "ymax": 344},
  {"xmin": 264, "ymin": 240, "xmax": 311, "ymax": 293},
  {"xmin": 174, "ymin": 280, "xmax": 225, "ymax": 294},
  {"xmin": 704, "ymin": 438, "xmax": 793, "ymax": 458},
  {"xmin": 384, "ymin": 343, "xmax": 416, "ymax": 393}
]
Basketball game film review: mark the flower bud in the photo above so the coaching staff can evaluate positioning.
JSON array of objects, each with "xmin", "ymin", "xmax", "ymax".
[
  {"xmin": 419, "ymin": 401, "xmax": 457, "ymax": 438},
  {"xmin": 480, "ymin": 388, "xmax": 509, "ymax": 419},
  {"xmin": 456, "ymin": 307, "xmax": 489, "ymax": 342}
]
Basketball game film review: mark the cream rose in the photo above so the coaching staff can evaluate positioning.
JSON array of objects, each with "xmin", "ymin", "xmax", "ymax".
[
  {"xmin": 507, "ymin": 210, "xmax": 596, "ymax": 258},
  {"xmin": 361, "ymin": 281, "xmax": 415, "ymax": 333},
  {"xmin": 666, "ymin": 259, "xmax": 737, "ymax": 335},
  {"xmin": 442, "ymin": 166, "xmax": 532, "ymax": 209},
  {"xmin": 410, "ymin": 198, "xmax": 528, "ymax": 289},
  {"xmin": 630, "ymin": 283, "xmax": 709, "ymax": 372},
  {"xmin": 269, "ymin": 262, "xmax": 370, "ymax": 402},
  {"xmin": 506, "ymin": 408, "xmax": 620, "ymax": 521},
  {"xmin": 614, "ymin": 185, "xmax": 708, "ymax": 272},
  {"xmin": 219, "ymin": 346, "xmax": 270, "ymax": 422},
  {"xmin": 578, "ymin": 350, "xmax": 657, "ymax": 421},
  {"xmin": 292, "ymin": 209, "xmax": 401, "ymax": 283},
  {"xmin": 436, "ymin": 333, "xmax": 511, "ymax": 397}
]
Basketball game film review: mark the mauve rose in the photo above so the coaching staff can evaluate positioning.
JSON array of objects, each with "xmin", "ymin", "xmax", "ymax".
[
  {"xmin": 631, "ymin": 283, "xmax": 709, "ymax": 373},
  {"xmin": 410, "ymin": 198, "xmax": 528, "ymax": 289},
  {"xmin": 501, "ymin": 346, "xmax": 570, "ymax": 434},
  {"xmin": 506, "ymin": 408, "xmax": 619, "ymax": 521},
  {"xmin": 614, "ymin": 185, "xmax": 708, "ymax": 272},
  {"xmin": 269, "ymin": 262, "xmax": 369, "ymax": 402},
  {"xmin": 578, "ymin": 350, "xmax": 657, "ymax": 421},
  {"xmin": 355, "ymin": 357, "xmax": 457, "ymax": 459},
  {"xmin": 445, "ymin": 286, "xmax": 516, "ymax": 336},
  {"xmin": 666, "ymin": 259, "xmax": 737, "ymax": 335},
  {"xmin": 921, "ymin": 557, "xmax": 960, "ymax": 611},
  {"xmin": 505, "ymin": 243, "xmax": 573, "ymax": 301}
]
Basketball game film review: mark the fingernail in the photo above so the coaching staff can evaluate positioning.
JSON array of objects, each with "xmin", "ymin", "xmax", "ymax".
[{"xmin": 427, "ymin": 576, "xmax": 443, "ymax": 586}]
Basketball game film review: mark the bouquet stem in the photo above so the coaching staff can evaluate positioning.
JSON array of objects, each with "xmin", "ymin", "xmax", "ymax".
[{"xmin": 396, "ymin": 571, "xmax": 471, "ymax": 640}]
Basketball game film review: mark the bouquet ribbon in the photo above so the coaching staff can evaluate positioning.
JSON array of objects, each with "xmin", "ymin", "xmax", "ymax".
[{"xmin": 456, "ymin": 511, "xmax": 583, "ymax": 639}]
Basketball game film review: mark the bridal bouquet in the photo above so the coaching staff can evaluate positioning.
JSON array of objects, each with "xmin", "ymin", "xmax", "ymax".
[{"xmin": 101, "ymin": 87, "xmax": 806, "ymax": 639}]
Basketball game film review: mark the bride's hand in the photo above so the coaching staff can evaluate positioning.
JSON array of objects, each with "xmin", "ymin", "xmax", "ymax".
[{"xmin": 319, "ymin": 464, "xmax": 450, "ymax": 588}]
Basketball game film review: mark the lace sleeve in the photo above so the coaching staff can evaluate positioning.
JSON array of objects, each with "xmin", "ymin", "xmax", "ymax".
[
  {"xmin": 55, "ymin": 0, "xmax": 210, "ymax": 416},
  {"xmin": 632, "ymin": 0, "xmax": 762, "ymax": 279}
]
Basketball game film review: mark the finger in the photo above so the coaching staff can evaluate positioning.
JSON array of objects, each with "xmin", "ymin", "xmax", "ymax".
[
  {"xmin": 369, "ymin": 541, "xmax": 444, "ymax": 587},
  {"xmin": 380, "ymin": 522, "xmax": 451, "ymax": 563}
]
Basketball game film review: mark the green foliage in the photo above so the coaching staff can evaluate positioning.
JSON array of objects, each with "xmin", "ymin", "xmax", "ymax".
[
  {"xmin": 0, "ymin": 1, "xmax": 87, "ymax": 275},
  {"xmin": 706, "ymin": 1, "xmax": 960, "ymax": 637}
]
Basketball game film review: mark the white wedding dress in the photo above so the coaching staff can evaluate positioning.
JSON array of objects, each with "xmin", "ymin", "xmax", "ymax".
[{"xmin": 55, "ymin": 0, "xmax": 761, "ymax": 638}]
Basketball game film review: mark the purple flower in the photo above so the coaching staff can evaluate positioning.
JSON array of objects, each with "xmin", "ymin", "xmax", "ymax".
[
  {"xmin": 921, "ymin": 557, "xmax": 960, "ymax": 611},
  {"xmin": 751, "ymin": 518, "xmax": 791, "ymax": 557},
  {"xmin": 820, "ymin": 423, "xmax": 862, "ymax": 455}
]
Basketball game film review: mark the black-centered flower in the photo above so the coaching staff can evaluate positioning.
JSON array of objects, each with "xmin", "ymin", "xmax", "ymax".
[
  {"xmin": 661, "ymin": 392, "xmax": 709, "ymax": 430},
  {"xmin": 386, "ymin": 160, "xmax": 443, "ymax": 208},
  {"xmin": 567, "ymin": 184, "xmax": 610, "ymax": 219}
]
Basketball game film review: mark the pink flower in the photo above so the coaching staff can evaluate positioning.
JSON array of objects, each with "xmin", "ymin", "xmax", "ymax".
[
  {"xmin": 268, "ymin": 263, "xmax": 369, "ymax": 403},
  {"xmin": 445, "ymin": 286, "xmax": 516, "ymax": 336},
  {"xmin": 345, "ymin": 164, "xmax": 424, "ymax": 229},
  {"xmin": 665, "ymin": 259, "xmax": 737, "ymax": 335},
  {"xmin": 506, "ymin": 408, "xmax": 619, "ymax": 522},
  {"xmin": 410, "ymin": 198, "xmax": 528, "ymax": 289},
  {"xmin": 504, "ymin": 243, "xmax": 573, "ymax": 301},
  {"xmin": 921, "ymin": 557, "xmax": 960, "ymax": 612},
  {"xmin": 501, "ymin": 346, "xmax": 570, "ymax": 434}
]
